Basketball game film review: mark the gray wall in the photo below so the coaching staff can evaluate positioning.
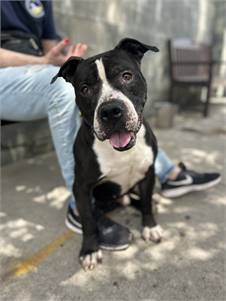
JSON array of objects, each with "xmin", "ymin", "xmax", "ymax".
[
  {"xmin": 53, "ymin": 0, "xmax": 217, "ymax": 115},
  {"xmin": 213, "ymin": 0, "xmax": 226, "ymax": 60}
]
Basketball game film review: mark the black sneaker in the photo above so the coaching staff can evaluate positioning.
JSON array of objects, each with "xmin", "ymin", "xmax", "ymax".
[
  {"xmin": 65, "ymin": 205, "xmax": 133, "ymax": 251},
  {"xmin": 161, "ymin": 162, "xmax": 221, "ymax": 198},
  {"xmin": 65, "ymin": 205, "xmax": 83, "ymax": 234}
]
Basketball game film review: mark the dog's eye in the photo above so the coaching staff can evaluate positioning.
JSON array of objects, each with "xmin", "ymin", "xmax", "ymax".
[
  {"xmin": 81, "ymin": 85, "xmax": 90, "ymax": 96},
  {"xmin": 122, "ymin": 71, "xmax": 133, "ymax": 82}
]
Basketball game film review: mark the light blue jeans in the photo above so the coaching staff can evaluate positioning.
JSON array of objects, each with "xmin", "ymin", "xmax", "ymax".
[{"xmin": 0, "ymin": 65, "xmax": 174, "ymax": 209}]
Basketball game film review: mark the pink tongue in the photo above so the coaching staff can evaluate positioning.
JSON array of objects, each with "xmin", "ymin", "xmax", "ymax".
[{"xmin": 109, "ymin": 132, "xmax": 131, "ymax": 149}]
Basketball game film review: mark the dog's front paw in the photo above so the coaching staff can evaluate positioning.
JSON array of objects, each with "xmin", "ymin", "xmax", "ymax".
[
  {"xmin": 79, "ymin": 250, "xmax": 103, "ymax": 271},
  {"xmin": 142, "ymin": 225, "xmax": 164, "ymax": 243},
  {"xmin": 120, "ymin": 195, "xmax": 131, "ymax": 206}
]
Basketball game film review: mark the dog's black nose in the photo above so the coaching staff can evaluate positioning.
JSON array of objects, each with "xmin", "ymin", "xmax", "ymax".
[{"xmin": 99, "ymin": 102, "xmax": 123, "ymax": 122}]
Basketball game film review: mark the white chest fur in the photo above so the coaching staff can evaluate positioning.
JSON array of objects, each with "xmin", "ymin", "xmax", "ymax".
[{"xmin": 93, "ymin": 125, "xmax": 154, "ymax": 194}]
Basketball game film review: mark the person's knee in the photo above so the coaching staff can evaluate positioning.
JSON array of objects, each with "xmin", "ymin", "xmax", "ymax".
[
  {"xmin": 48, "ymin": 76, "xmax": 75, "ymax": 109},
  {"xmin": 34, "ymin": 65, "xmax": 74, "ymax": 107}
]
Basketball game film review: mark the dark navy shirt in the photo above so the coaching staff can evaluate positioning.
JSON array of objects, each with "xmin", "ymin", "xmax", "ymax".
[{"xmin": 1, "ymin": 0, "xmax": 58, "ymax": 41}]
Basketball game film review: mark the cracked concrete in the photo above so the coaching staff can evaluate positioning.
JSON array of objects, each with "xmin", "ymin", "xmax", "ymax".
[{"xmin": 0, "ymin": 104, "xmax": 225, "ymax": 301}]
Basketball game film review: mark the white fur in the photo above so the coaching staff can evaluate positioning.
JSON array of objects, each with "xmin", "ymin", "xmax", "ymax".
[
  {"xmin": 121, "ymin": 195, "xmax": 131, "ymax": 206},
  {"xmin": 94, "ymin": 59, "xmax": 139, "ymax": 138},
  {"xmin": 142, "ymin": 225, "xmax": 164, "ymax": 242},
  {"xmin": 93, "ymin": 125, "xmax": 154, "ymax": 195},
  {"xmin": 80, "ymin": 250, "xmax": 103, "ymax": 271}
]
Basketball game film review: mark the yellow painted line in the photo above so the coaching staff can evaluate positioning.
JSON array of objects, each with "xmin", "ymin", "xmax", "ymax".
[{"xmin": 8, "ymin": 230, "xmax": 74, "ymax": 278}]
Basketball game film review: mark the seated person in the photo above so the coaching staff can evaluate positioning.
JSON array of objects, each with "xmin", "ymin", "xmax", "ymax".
[{"xmin": 0, "ymin": 0, "xmax": 221, "ymax": 250}]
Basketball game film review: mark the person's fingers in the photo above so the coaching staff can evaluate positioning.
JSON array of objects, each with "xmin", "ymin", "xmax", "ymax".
[
  {"xmin": 80, "ymin": 43, "xmax": 88, "ymax": 56},
  {"xmin": 66, "ymin": 45, "xmax": 74, "ymax": 57},
  {"xmin": 71, "ymin": 43, "xmax": 82, "ymax": 55},
  {"xmin": 51, "ymin": 38, "xmax": 70, "ymax": 55},
  {"xmin": 72, "ymin": 43, "xmax": 88, "ymax": 57}
]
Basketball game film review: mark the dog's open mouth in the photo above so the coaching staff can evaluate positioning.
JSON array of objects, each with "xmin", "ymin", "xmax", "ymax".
[{"xmin": 109, "ymin": 131, "xmax": 136, "ymax": 151}]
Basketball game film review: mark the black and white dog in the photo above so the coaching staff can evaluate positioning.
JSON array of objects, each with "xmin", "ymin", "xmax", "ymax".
[{"xmin": 52, "ymin": 38, "xmax": 163, "ymax": 270}]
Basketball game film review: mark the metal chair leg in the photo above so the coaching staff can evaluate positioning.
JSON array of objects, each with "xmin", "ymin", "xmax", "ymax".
[{"xmin": 204, "ymin": 85, "xmax": 211, "ymax": 117}]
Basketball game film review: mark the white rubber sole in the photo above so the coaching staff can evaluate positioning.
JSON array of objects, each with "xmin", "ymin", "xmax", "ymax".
[
  {"xmin": 65, "ymin": 217, "xmax": 83, "ymax": 234},
  {"xmin": 100, "ymin": 243, "xmax": 130, "ymax": 251},
  {"xmin": 161, "ymin": 177, "xmax": 221, "ymax": 198}
]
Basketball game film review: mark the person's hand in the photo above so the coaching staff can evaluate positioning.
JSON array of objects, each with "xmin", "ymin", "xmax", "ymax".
[
  {"xmin": 66, "ymin": 43, "xmax": 88, "ymax": 59},
  {"xmin": 43, "ymin": 38, "xmax": 88, "ymax": 66}
]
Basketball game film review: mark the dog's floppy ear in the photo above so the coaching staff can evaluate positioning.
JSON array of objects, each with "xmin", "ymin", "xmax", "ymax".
[
  {"xmin": 115, "ymin": 38, "xmax": 159, "ymax": 63},
  {"xmin": 50, "ymin": 56, "xmax": 83, "ymax": 84}
]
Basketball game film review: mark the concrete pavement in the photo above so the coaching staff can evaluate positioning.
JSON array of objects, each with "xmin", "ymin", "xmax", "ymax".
[{"xmin": 1, "ymin": 104, "xmax": 226, "ymax": 301}]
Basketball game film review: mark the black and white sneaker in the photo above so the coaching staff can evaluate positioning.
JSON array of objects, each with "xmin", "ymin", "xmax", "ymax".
[
  {"xmin": 65, "ymin": 205, "xmax": 133, "ymax": 251},
  {"xmin": 65, "ymin": 205, "xmax": 83, "ymax": 234},
  {"xmin": 161, "ymin": 162, "xmax": 221, "ymax": 198}
]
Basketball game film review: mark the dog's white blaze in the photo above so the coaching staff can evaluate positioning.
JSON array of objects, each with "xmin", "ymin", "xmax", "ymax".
[
  {"xmin": 95, "ymin": 58, "xmax": 107, "ymax": 82},
  {"xmin": 94, "ymin": 59, "xmax": 139, "ymax": 136},
  {"xmin": 93, "ymin": 125, "xmax": 154, "ymax": 194}
]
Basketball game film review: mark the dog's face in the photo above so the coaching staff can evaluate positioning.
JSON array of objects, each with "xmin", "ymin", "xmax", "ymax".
[{"xmin": 51, "ymin": 38, "xmax": 158, "ymax": 151}]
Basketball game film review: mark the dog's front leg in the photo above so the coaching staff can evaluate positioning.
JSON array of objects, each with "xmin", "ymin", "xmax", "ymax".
[
  {"xmin": 74, "ymin": 184, "xmax": 102, "ymax": 271},
  {"xmin": 139, "ymin": 166, "xmax": 164, "ymax": 243}
]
